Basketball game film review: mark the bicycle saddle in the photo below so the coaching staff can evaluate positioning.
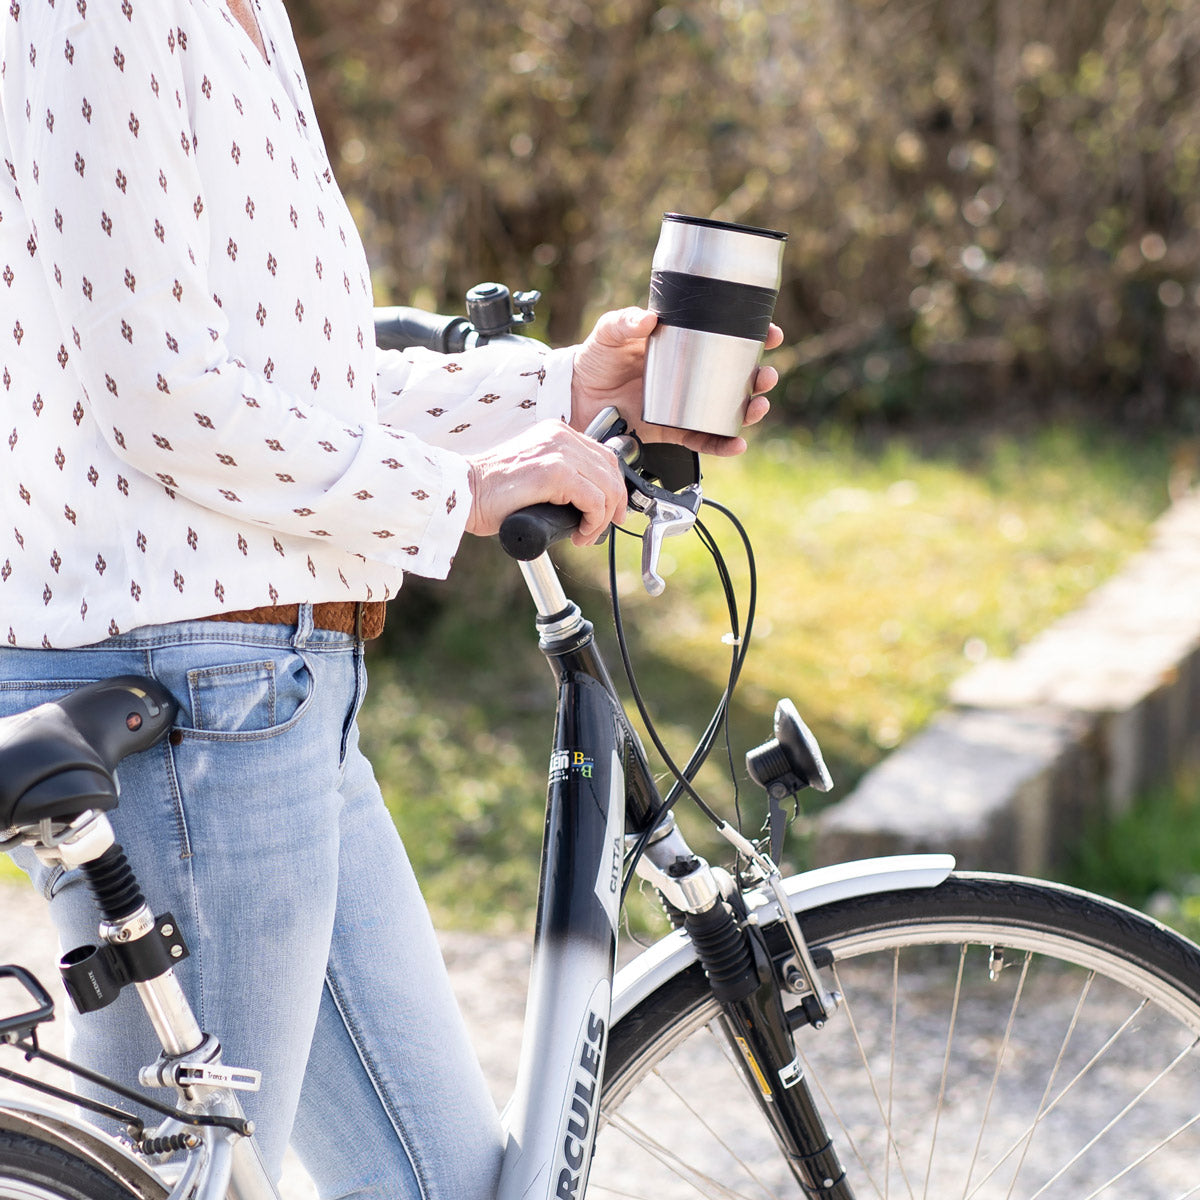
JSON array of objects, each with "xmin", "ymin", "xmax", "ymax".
[{"xmin": 0, "ymin": 676, "xmax": 177, "ymax": 832}]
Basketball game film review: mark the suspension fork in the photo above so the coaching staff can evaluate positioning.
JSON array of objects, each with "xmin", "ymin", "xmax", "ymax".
[
  {"xmin": 700, "ymin": 912, "xmax": 854, "ymax": 1195},
  {"xmin": 636, "ymin": 824, "xmax": 855, "ymax": 1199}
]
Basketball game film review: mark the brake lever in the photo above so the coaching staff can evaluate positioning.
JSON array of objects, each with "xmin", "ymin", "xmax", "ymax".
[
  {"xmin": 497, "ymin": 407, "xmax": 701, "ymax": 587},
  {"xmin": 620, "ymin": 457, "xmax": 702, "ymax": 596}
]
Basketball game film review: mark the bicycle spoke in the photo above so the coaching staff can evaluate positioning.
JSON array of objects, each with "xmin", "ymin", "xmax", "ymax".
[
  {"xmin": 955, "ymin": 987, "xmax": 1150, "ymax": 1199},
  {"xmin": 662, "ymin": 1045, "xmax": 783, "ymax": 1200},
  {"xmin": 921, "ymin": 943, "xmax": 967, "ymax": 1200},
  {"xmin": 600, "ymin": 1109, "xmax": 771, "ymax": 1200},
  {"xmin": 815, "ymin": 957, "xmax": 912, "ymax": 1200},
  {"xmin": 599, "ymin": 877, "xmax": 1200, "ymax": 1200},
  {"xmin": 815, "ymin": 943, "xmax": 1198, "ymax": 1200},
  {"xmin": 1076, "ymin": 1107, "xmax": 1200, "ymax": 1199},
  {"xmin": 794, "ymin": 1038, "xmax": 888, "ymax": 1200},
  {"xmin": 972, "ymin": 969, "xmax": 1097, "ymax": 1200},
  {"xmin": 1026, "ymin": 1034, "xmax": 1200, "ymax": 1198},
  {"xmin": 961, "ymin": 950, "xmax": 1032, "ymax": 1200},
  {"xmin": 887, "ymin": 947, "xmax": 899, "ymax": 1200}
]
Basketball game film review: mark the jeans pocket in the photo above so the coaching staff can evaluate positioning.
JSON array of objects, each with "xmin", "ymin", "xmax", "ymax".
[{"xmin": 180, "ymin": 652, "xmax": 314, "ymax": 741}]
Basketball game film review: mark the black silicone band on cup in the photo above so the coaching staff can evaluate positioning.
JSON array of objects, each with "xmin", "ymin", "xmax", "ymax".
[{"xmin": 649, "ymin": 270, "xmax": 777, "ymax": 341}]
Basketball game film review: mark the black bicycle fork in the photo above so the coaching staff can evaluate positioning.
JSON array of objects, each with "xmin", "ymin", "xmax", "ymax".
[
  {"xmin": 688, "ymin": 900, "xmax": 854, "ymax": 1198},
  {"xmin": 536, "ymin": 613, "xmax": 854, "ymax": 1200}
]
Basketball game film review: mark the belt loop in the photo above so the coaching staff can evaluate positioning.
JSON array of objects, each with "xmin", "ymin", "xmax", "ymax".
[
  {"xmin": 354, "ymin": 602, "xmax": 364, "ymax": 643},
  {"xmin": 293, "ymin": 602, "xmax": 315, "ymax": 649}
]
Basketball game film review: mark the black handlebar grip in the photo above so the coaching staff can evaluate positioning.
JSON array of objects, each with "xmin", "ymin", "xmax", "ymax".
[
  {"xmin": 498, "ymin": 503, "xmax": 583, "ymax": 560},
  {"xmin": 374, "ymin": 306, "xmax": 471, "ymax": 353}
]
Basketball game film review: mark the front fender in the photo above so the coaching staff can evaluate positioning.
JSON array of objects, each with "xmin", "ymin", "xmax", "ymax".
[{"xmin": 613, "ymin": 854, "xmax": 955, "ymax": 1024}]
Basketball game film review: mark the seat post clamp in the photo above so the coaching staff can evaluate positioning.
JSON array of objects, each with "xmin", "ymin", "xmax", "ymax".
[{"xmin": 59, "ymin": 913, "xmax": 190, "ymax": 1014}]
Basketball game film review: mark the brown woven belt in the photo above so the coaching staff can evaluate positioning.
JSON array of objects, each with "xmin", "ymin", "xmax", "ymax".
[{"xmin": 203, "ymin": 601, "xmax": 387, "ymax": 640}]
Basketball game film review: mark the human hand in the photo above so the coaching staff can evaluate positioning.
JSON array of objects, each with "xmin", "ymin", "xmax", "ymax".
[
  {"xmin": 569, "ymin": 307, "xmax": 781, "ymax": 456},
  {"xmin": 464, "ymin": 420, "xmax": 628, "ymax": 547}
]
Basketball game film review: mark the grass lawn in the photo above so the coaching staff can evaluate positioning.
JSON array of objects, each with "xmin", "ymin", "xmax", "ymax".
[{"xmin": 360, "ymin": 421, "xmax": 1179, "ymax": 931}]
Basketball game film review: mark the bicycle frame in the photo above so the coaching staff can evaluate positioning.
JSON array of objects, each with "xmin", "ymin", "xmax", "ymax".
[
  {"xmin": 498, "ymin": 555, "xmax": 661, "ymax": 1200},
  {"xmin": 497, "ymin": 552, "xmax": 958, "ymax": 1200}
]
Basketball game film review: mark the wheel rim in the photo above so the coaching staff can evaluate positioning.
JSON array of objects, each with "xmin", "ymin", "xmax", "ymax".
[{"xmin": 594, "ymin": 912, "xmax": 1200, "ymax": 1200}]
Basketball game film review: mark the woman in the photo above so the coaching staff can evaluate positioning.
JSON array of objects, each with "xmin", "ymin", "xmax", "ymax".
[{"xmin": 0, "ymin": 3, "xmax": 778, "ymax": 1197}]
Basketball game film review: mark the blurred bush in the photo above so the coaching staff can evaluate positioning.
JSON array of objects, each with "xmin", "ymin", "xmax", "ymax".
[{"xmin": 289, "ymin": 0, "xmax": 1200, "ymax": 425}]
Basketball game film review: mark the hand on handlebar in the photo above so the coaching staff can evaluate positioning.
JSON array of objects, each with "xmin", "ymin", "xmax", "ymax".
[
  {"xmin": 464, "ymin": 420, "xmax": 628, "ymax": 547},
  {"xmin": 570, "ymin": 308, "xmax": 780, "ymax": 457}
]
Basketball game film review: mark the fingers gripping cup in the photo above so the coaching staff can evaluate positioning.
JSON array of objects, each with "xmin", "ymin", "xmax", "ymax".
[{"xmin": 642, "ymin": 213, "xmax": 787, "ymax": 438}]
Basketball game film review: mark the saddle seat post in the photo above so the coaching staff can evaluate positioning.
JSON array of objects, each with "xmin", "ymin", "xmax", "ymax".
[{"xmin": 52, "ymin": 813, "xmax": 204, "ymax": 1060}]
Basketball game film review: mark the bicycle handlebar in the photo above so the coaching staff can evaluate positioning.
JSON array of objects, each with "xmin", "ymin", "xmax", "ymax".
[
  {"xmin": 498, "ymin": 503, "xmax": 584, "ymax": 560},
  {"xmin": 373, "ymin": 298, "xmax": 590, "ymax": 557},
  {"xmin": 373, "ymin": 295, "xmax": 702, "ymax": 585},
  {"xmin": 374, "ymin": 306, "xmax": 474, "ymax": 354},
  {"xmin": 496, "ymin": 410, "xmax": 645, "ymax": 561},
  {"xmin": 375, "ymin": 285, "xmax": 541, "ymax": 355}
]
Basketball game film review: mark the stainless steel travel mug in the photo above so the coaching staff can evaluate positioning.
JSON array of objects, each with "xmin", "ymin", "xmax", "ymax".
[{"xmin": 642, "ymin": 213, "xmax": 787, "ymax": 438}]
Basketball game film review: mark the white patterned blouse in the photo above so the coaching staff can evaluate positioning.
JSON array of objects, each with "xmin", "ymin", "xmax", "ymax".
[{"xmin": 0, "ymin": 0, "xmax": 572, "ymax": 649}]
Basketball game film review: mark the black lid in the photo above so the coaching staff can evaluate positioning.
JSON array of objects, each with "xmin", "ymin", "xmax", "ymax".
[{"xmin": 663, "ymin": 212, "xmax": 787, "ymax": 241}]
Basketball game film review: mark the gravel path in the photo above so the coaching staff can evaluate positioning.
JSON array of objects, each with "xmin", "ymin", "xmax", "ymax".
[{"xmin": 0, "ymin": 880, "xmax": 530, "ymax": 1199}]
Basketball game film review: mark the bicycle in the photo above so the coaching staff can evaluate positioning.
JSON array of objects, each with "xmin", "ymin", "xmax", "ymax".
[{"xmin": 2, "ymin": 284, "xmax": 1200, "ymax": 1200}]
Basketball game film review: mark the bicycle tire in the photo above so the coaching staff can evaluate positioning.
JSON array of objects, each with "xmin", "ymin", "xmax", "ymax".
[
  {"xmin": 0, "ymin": 1128, "xmax": 143, "ymax": 1200},
  {"xmin": 596, "ymin": 872, "xmax": 1200, "ymax": 1200}
]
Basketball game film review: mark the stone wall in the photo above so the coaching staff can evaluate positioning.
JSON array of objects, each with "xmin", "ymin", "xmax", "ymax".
[{"xmin": 812, "ymin": 490, "xmax": 1200, "ymax": 875}]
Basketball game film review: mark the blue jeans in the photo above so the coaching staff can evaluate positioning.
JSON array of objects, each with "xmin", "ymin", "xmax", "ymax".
[{"xmin": 1, "ymin": 608, "xmax": 503, "ymax": 1200}]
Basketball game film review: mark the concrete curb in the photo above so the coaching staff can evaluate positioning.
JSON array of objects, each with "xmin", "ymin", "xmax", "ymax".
[{"xmin": 812, "ymin": 489, "xmax": 1200, "ymax": 875}]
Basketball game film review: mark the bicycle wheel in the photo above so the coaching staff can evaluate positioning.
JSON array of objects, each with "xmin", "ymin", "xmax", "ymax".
[
  {"xmin": 596, "ymin": 873, "xmax": 1200, "ymax": 1200},
  {"xmin": 0, "ymin": 1129, "xmax": 142, "ymax": 1200}
]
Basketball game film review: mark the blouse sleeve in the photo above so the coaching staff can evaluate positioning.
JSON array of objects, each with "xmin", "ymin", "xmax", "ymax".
[
  {"xmin": 3, "ymin": 5, "xmax": 480, "ymax": 580},
  {"xmin": 374, "ymin": 340, "xmax": 575, "ymax": 453}
]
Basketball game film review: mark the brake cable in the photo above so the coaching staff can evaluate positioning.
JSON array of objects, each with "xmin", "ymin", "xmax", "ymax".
[{"xmin": 613, "ymin": 498, "xmax": 758, "ymax": 902}]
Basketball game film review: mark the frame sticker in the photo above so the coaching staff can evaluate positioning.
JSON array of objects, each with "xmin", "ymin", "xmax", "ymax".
[{"xmin": 593, "ymin": 749, "xmax": 623, "ymax": 932}]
